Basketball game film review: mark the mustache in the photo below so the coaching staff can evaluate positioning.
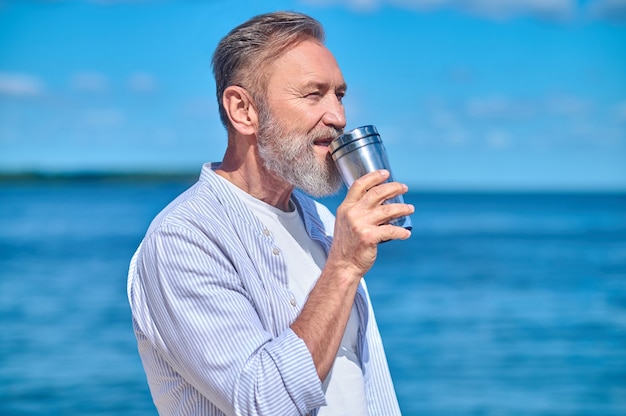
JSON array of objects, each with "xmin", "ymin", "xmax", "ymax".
[{"xmin": 308, "ymin": 126, "xmax": 344, "ymax": 142}]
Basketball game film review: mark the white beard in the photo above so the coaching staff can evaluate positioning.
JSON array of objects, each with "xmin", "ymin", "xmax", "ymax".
[{"xmin": 256, "ymin": 110, "xmax": 343, "ymax": 197}]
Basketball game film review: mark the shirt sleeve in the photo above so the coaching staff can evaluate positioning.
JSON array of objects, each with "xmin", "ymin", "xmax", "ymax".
[
  {"xmin": 359, "ymin": 280, "xmax": 403, "ymax": 415},
  {"xmin": 133, "ymin": 223, "xmax": 326, "ymax": 415}
]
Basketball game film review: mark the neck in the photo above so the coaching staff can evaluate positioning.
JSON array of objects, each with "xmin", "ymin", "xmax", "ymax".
[{"xmin": 216, "ymin": 134, "xmax": 294, "ymax": 212}]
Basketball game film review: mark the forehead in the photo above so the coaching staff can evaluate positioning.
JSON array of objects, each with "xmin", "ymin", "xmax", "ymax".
[{"xmin": 265, "ymin": 40, "xmax": 345, "ymax": 89}]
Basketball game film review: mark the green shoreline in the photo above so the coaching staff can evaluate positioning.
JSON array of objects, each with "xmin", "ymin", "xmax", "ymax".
[
  {"xmin": 0, "ymin": 171, "xmax": 198, "ymax": 183},
  {"xmin": 0, "ymin": 171, "xmax": 624, "ymax": 194}
]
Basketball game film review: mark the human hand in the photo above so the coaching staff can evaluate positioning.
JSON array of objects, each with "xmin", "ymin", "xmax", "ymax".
[{"xmin": 326, "ymin": 170, "xmax": 414, "ymax": 280}]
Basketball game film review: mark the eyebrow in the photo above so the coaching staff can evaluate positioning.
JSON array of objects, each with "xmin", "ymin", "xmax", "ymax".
[{"xmin": 302, "ymin": 80, "xmax": 348, "ymax": 93}]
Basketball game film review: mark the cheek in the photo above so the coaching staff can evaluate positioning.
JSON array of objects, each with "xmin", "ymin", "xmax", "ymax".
[
  {"xmin": 268, "ymin": 97, "xmax": 323, "ymax": 133},
  {"xmin": 290, "ymin": 103, "xmax": 323, "ymax": 127}
]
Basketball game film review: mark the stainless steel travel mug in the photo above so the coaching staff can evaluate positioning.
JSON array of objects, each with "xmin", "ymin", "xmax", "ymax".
[{"xmin": 329, "ymin": 125, "xmax": 412, "ymax": 230}]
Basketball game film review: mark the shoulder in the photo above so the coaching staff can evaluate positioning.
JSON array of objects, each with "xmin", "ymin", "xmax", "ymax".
[
  {"xmin": 145, "ymin": 181, "xmax": 224, "ymax": 237},
  {"xmin": 146, "ymin": 164, "xmax": 251, "ymax": 233}
]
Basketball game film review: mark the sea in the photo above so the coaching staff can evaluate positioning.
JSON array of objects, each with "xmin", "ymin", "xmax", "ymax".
[{"xmin": 1, "ymin": 177, "xmax": 625, "ymax": 416}]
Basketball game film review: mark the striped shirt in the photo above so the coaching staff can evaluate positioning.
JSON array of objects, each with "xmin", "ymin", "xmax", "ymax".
[{"xmin": 127, "ymin": 163, "xmax": 402, "ymax": 416}]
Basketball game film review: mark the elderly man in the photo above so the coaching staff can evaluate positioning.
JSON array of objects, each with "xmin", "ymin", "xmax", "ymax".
[{"xmin": 128, "ymin": 11, "xmax": 413, "ymax": 416}]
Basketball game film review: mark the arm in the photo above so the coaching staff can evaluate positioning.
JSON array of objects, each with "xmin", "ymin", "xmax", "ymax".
[
  {"xmin": 135, "ymin": 223, "xmax": 325, "ymax": 415},
  {"xmin": 291, "ymin": 170, "xmax": 414, "ymax": 381}
]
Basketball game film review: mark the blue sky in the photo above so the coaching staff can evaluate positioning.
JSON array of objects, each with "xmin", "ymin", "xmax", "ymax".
[{"xmin": 1, "ymin": 0, "xmax": 625, "ymax": 190}]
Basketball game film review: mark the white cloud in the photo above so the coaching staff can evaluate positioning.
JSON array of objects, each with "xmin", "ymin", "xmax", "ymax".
[
  {"xmin": 544, "ymin": 95, "xmax": 592, "ymax": 116},
  {"xmin": 485, "ymin": 128, "xmax": 512, "ymax": 149},
  {"xmin": 81, "ymin": 109, "xmax": 125, "ymax": 127},
  {"xmin": 466, "ymin": 94, "xmax": 593, "ymax": 120},
  {"xmin": 180, "ymin": 97, "xmax": 218, "ymax": 118},
  {"xmin": 347, "ymin": 0, "xmax": 382, "ymax": 11},
  {"xmin": 466, "ymin": 96, "xmax": 536, "ymax": 120},
  {"xmin": 587, "ymin": 0, "xmax": 626, "ymax": 22},
  {"xmin": 303, "ymin": 0, "xmax": 618, "ymax": 21},
  {"xmin": 459, "ymin": 0, "xmax": 577, "ymax": 21},
  {"xmin": 431, "ymin": 107, "xmax": 459, "ymax": 128},
  {"xmin": 0, "ymin": 72, "xmax": 45, "ymax": 96},
  {"xmin": 443, "ymin": 128, "xmax": 470, "ymax": 145},
  {"xmin": 128, "ymin": 72, "xmax": 158, "ymax": 93},
  {"xmin": 87, "ymin": 0, "xmax": 154, "ymax": 4},
  {"xmin": 71, "ymin": 71, "xmax": 109, "ymax": 93},
  {"xmin": 445, "ymin": 66, "xmax": 474, "ymax": 83},
  {"xmin": 154, "ymin": 127, "xmax": 176, "ymax": 145},
  {"xmin": 615, "ymin": 100, "xmax": 626, "ymax": 122}
]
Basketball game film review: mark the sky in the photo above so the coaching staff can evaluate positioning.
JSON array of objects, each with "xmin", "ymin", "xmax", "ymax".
[{"xmin": 1, "ymin": 0, "xmax": 625, "ymax": 191}]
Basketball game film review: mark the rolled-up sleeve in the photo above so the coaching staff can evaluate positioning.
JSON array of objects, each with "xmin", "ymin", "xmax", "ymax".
[{"xmin": 131, "ymin": 223, "xmax": 325, "ymax": 415}]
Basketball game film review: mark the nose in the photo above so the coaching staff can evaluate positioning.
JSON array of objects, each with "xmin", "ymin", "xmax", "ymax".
[{"xmin": 322, "ymin": 95, "xmax": 346, "ymax": 130}]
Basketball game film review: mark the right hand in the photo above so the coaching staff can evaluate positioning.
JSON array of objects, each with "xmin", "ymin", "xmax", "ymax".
[{"xmin": 326, "ymin": 169, "xmax": 414, "ymax": 281}]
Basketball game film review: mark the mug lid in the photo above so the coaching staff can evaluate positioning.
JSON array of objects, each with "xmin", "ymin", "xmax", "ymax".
[{"xmin": 329, "ymin": 125, "xmax": 379, "ymax": 154}]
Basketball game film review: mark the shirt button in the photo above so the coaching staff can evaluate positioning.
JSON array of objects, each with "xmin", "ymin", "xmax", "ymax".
[
  {"xmin": 263, "ymin": 228, "xmax": 271, "ymax": 236},
  {"xmin": 272, "ymin": 248, "xmax": 280, "ymax": 255},
  {"xmin": 289, "ymin": 298, "xmax": 297, "ymax": 307}
]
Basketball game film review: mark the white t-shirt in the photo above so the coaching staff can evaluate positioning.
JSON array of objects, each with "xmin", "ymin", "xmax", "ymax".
[{"xmin": 220, "ymin": 178, "xmax": 368, "ymax": 415}]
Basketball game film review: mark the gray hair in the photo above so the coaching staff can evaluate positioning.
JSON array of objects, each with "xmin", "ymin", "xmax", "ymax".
[{"xmin": 212, "ymin": 11, "xmax": 325, "ymax": 129}]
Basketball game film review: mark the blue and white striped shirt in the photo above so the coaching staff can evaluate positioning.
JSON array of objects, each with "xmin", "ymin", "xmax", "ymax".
[{"xmin": 127, "ymin": 163, "xmax": 402, "ymax": 415}]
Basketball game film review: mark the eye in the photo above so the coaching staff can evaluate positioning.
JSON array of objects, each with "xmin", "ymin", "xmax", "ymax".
[
  {"xmin": 336, "ymin": 91, "xmax": 345, "ymax": 103},
  {"xmin": 305, "ymin": 91, "xmax": 322, "ymax": 100}
]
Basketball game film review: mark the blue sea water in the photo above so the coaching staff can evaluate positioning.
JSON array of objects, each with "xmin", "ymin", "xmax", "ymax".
[{"xmin": 1, "ymin": 179, "xmax": 625, "ymax": 415}]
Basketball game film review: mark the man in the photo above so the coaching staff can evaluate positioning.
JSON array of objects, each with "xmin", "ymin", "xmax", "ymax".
[{"xmin": 128, "ymin": 11, "xmax": 413, "ymax": 416}]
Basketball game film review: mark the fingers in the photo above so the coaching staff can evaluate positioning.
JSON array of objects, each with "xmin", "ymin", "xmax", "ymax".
[
  {"xmin": 328, "ymin": 171, "xmax": 413, "ymax": 278},
  {"xmin": 373, "ymin": 201, "xmax": 415, "ymax": 228},
  {"xmin": 345, "ymin": 170, "xmax": 410, "ymax": 207},
  {"xmin": 379, "ymin": 222, "xmax": 412, "ymax": 241},
  {"xmin": 347, "ymin": 169, "xmax": 410, "ymax": 208},
  {"xmin": 343, "ymin": 170, "xmax": 390, "ymax": 203},
  {"xmin": 339, "ymin": 173, "xmax": 413, "ymax": 239},
  {"xmin": 362, "ymin": 182, "xmax": 408, "ymax": 209}
]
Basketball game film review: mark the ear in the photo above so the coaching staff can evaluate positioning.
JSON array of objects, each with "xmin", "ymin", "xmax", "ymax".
[{"xmin": 222, "ymin": 86, "xmax": 258, "ymax": 136}]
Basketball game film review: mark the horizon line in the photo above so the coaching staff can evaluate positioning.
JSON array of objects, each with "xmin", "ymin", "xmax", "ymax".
[{"xmin": 0, "ymin": 170, "xmax": 625, "ymax": 194}]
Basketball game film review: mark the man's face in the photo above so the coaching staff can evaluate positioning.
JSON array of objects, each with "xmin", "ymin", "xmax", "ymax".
[{"xmin": 255, "ymin": 40, "xmax": 347, "ymax": 197}]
